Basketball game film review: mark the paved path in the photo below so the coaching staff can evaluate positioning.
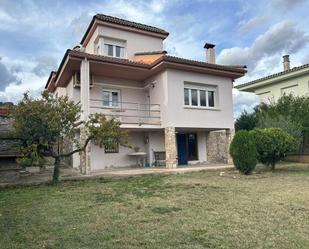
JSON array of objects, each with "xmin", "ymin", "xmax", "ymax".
[
  {"xmin": 1, "ymin": 164, "xmax": 234, "ymax": 187},
  {"xmin": 63, "ymin": 164, "xmax": 234, "ymax": 180}
]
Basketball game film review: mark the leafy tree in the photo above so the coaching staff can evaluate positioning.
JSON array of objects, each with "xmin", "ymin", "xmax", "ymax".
[
  {"xmin": 255, "ymin": 94, "xmax": 309, "ymax": 138},
  {"xmin": 12, "ymin": 91, "xmax": 128, "ymax": 183},
  {"xmin": 235, "ymin": 110, "xmax": 257, "ymax": 131},
  {"xmin": 250, "ymin": 128, "xmax": 298, "ymax": 171},
  {"xmin": 229, "ymin": 130, "xmax": 257, "ymax": 175},
  {"xmin": 0, "ymin": 102, "xmax": 14, "ymax": 107},
  {"xmin": 257, "ymin": 113, "xmax": 302, "ymax": 142}
]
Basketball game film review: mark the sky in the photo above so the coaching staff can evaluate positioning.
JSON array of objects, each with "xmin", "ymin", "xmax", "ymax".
[{"xmin": 0, "ymin": 0, "xmax": 309, "ymax": 117}]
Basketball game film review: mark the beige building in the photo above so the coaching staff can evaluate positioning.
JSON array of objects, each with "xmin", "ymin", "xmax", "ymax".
[
  {"xmin": 236, "ymin": 55, "xmax": 309, "ymax": 103},
  {"xmin": 45, "ymin": 14, "xmax": 246, "ymax": 173}
]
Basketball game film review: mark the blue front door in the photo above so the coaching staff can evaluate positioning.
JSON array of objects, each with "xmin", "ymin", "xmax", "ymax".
[{"xmin": 177, "ymin": 133, "xmax": 188, "ymax": 165}]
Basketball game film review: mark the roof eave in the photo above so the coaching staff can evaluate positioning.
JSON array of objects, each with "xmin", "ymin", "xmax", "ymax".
[{"xmin": 236, "ymin": 66, "xmax": 309, "ymax": 91}]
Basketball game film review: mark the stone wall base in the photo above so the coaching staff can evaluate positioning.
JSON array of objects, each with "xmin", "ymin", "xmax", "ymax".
[
  {"xmin": 80, "ymin": 128, "xmax": 91, "ymax": 174},
  {"xmin": 164, "ymin": 127, "xmax": 177, "ymax": 168},
  {"xmin": 206, "ymin": 129, "xmax": 233, "ymax": 164}
]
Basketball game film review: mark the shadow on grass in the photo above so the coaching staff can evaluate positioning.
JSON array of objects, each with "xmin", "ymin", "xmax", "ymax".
[{"xmin": 151, "ymin": 206, "xmax": 182, "ymax": 214}]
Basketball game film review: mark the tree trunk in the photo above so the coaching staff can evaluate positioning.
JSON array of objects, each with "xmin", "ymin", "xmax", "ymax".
[
  {"xmin": 271, "ymin": 162, "xmax": 276, "ymax": 172},
  {"xmin": 52, "ymin": 156, "xmax": 61, "ymax": 184}
]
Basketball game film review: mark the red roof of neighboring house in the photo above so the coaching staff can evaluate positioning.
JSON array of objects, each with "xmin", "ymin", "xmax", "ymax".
[{"xmin": 0, "ymin": 108, "xmax": 9, "ymax": 116}]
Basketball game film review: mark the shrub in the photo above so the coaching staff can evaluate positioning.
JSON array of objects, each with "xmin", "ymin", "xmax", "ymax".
[
  {"xmin": 250, "ymin": 128, "xmax": 298, "ymax": 171},
  {"xmin": 229, "ymin": 130, "xmax": 257, "ymax": 175}
]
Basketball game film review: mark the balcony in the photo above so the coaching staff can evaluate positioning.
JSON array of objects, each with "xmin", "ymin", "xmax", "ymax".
[{"xmin": 89, "ymin": 99, "xmax": 161, "ymax": 127}]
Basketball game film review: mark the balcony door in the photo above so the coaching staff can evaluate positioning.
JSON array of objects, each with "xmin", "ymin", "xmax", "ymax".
[{"xmin": 176, "ymin": 133, "xmax": 198, "ymax": 165}]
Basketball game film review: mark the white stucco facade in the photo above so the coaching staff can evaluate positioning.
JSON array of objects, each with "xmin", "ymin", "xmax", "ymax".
[{"xmin": 67, "ymin": 66, "xmax": 235, "ymax": 170}]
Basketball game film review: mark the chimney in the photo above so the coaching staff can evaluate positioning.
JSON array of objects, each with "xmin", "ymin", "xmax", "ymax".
[
  {"xmin": 204, "ymin": 43, "xmax": 216, "ymax": 64},
  {"xmin": 283, "ymin": 55, "xmax": 290, "ymax": 71}
]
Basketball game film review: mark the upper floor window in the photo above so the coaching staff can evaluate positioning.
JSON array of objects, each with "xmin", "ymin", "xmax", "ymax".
[
  {"xmin": 104, "ymin": 44, "xmax": 125, "ymax": 58},
  {"xmin": 102, "ymin": 37, "xmax": 125, "ymax": 58},
  {"xmin": 184, "ymin": 87, "xmax": 216, "ymax": 108},
  {"xmin": 103, "ymin": 89, "xmax": 120, "ymax": 108}
]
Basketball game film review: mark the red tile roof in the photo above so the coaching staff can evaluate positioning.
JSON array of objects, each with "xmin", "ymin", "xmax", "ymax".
[
  {"xmin": 81, "ymin": 14, "xmax": 169, "ymax": 44},
  {"xmin": 46, "ymin": 49, "xmax": 246, "ymax": 91},
  {"xmin": 135, "ymin": 51, "xmax": 167, "ymax": 55}
]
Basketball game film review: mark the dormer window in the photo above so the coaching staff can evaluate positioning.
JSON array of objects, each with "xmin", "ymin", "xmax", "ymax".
[
  {"xmin": 102, "ymin": 38, "xmax": 126, "ymax": 58},
  {"xmin": 94, "ymin": 37, "xmax": 126, "ymax": 58},
  {"xmin": 104, "ymin": 43, "xmax": 125, "ymax": 58}
]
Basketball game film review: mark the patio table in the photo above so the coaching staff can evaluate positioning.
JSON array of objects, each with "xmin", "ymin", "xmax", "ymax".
[{"xmin": 128, "ymin": 152, "xmax": 147, "ymax": 167}]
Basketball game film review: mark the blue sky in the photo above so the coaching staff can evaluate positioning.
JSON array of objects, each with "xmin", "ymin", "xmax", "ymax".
[{"xmin": 0, "ymin": 0, "xmax": 309, "ymax": 116}]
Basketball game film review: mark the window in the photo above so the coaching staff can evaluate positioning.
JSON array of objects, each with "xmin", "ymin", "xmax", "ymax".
[
  {"xmin": 184, "ymin": 88, "xmax": 190, "ymax": 105},
  {"xmin": 200, "ymin": 90, "xmax": 206, "ymax": 107},
  {"xmin": 103, "ymin": 90, "xmax": 120, "ymax": 107},
  {"xmin": 104, "ymin": 43, "xmax": 125, "ymax": 58},
  {"xmin": 191, "ymin": 89, "xmax": 198, "ymax": 106},
  {"xmin": 208, "ymin": 90, "xmax": 215, "ymax": 107},
  {"xmin": 104, "ymin": 138, "xmax": 119, "ymax": 153},
  {"xmin": 184, "ymin": 87, "xmax": 216, "ymax": 108}
]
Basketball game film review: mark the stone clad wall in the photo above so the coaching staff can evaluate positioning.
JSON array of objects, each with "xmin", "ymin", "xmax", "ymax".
[
  {"xmin": 206, "ymin": 130, "xmax": 233, "ymax": 164},
  {"xmin": 164, "ymin": 127, "xmax": 177, "ymax": 168},
  {"xmin": 0, "ymin": 115, "xmax": 19, "ymax": 156}
]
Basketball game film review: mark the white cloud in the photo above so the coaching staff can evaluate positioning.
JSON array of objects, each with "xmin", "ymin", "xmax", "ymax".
[
  {"xmin": 32, "ymin": 56, "xmax": 57, "ymax": 77},
  {"xmin": 149, "ymin": 0, "xmax": 167, "ymax": 13},
  {"xmin": 233, "ymin": 89, "xmax": 259, "ymax": 118},
  {"xmin": 238, "ymin": 16, "xmax": 268, "ymax": 33},
  {"xmin": 0, "ymin": 8, "xmax": 15, "ymax": 24},
  {"xmin": 271, "ymin": 0, "xmax": 305, "ymax": 10},
  {"xmin": 218, "ymin": 20, "xmax": 308, "ymax": 71},
  {"xmin": 0, "ymin": 56, "xmax": 49, "ymax": 102},
  {"xmin": 0, "ymin": 73, "xmax": 45, "ymax": 103}
]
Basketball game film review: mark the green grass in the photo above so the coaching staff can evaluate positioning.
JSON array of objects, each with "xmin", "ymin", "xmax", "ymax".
[{"xmin": 1, "ymin": 163, "xmax": 309, "ymax": 249}]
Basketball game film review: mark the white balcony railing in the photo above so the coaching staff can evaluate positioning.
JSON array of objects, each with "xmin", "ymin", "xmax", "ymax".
[{"xmin": 89, "ymin": 99, "xmax": 161, "ymax": 125}]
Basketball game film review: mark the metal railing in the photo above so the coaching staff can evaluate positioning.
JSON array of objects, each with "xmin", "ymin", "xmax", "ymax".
[{"xmin": 89, "ymin": 99, "xmax": 161, "ymax": 125}]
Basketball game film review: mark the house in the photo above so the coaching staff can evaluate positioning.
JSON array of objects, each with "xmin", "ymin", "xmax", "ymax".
[
  {"xmin": 236, "ymin": 55, "xmax": 309, "ymax": 103},
  {"xmin": 45, "ymin": 14, "xmax": 246, "ymax": 173}
]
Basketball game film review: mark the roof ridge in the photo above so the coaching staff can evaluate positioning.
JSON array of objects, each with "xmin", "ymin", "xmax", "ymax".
[{"xmin": 95, "ymin": 13, "xmax": 169, "ymax": 35}]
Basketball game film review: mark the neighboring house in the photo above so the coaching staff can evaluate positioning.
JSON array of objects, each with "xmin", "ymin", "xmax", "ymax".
[
  {"xmin": 45, "ymin": 14, "xmax": 246, "ymax": 173},
  {"xmin": 236, "ymin": 55, "xmax": 309, "ymax": 103},
  {"xmin": 236, "ymin": 55, "xmax": 309, "ymax": 162}
]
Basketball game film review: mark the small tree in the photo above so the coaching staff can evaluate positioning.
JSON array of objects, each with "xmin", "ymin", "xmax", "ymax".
[
  {"xmin": 12, "ymin": 91, "xmax": 128, "ymax": 183},
  {"xmin": 229, "ymin": 130, "xmax": 257, "ymax": 175},
  {"xmin": 235, "ymin": 110, "xmax": 257, "ymax": 132},
  {"xmin": 250, "ymin": 128, "xmax": 298, "ymax": 171}
]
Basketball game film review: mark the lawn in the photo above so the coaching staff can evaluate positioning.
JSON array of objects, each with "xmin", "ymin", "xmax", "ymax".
[{"xmin": 1, "ymin": 163, "xmax": 309, "ymax": 249}]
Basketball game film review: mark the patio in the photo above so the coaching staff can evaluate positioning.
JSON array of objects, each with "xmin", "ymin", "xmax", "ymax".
[{"xmin": 0, "ymin": 163, "xmax": 233, "ymax": 187}]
